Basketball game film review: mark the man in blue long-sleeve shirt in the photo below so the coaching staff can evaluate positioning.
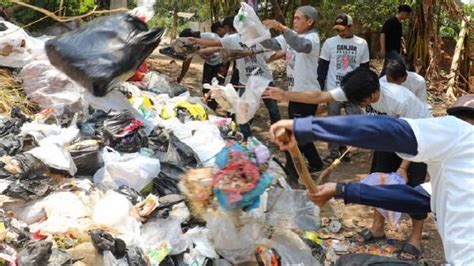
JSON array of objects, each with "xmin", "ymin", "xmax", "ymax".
[{"xmin": 269, "ymin": 94, "xmax": 474, "ymax": 264}]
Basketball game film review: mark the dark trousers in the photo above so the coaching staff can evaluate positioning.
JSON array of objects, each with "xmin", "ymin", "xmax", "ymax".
[
  {"xmin": 370, "ymin": 151, "xmax": 428, "ymax": 220},
  {"xmin": 285, "ymin": 102, "xmax": 324, "ymax": 178}
]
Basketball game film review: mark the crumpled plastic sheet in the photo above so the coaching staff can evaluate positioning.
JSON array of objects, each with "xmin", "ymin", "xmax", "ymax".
[
  {"xmin": 17, "ymin": 240, "xmax": 53, "ymax": 266},
  {"xmin": 265, "ymin": 188, "xmax": 320, "ymax": 231},
  {"xmin": 140, "ymin": 217, "xmax": 188, "ymax": 255},
  {"xmin": 183, "ymin": 226, "xmax": 219, "ymax": 265}
]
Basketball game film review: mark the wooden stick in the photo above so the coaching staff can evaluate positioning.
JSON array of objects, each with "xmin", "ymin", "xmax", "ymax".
[
  {"xmin": 446, "ymin": 16, "xmax": 470, "ymax": 101},
  {"xmin": 275, "ymin": 128, "xmax": 318, "ymax": 193},
  {"xmin": 315, "ymin": 147, "xmax": 352, "ymax": 185}
]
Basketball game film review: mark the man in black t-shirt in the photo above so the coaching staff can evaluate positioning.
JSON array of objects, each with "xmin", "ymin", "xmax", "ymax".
[{"xmin": 379, "ymin": 5, "xmax": 412, "ymax": 76}]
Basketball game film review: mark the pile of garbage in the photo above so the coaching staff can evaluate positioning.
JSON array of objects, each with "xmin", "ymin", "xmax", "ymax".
[{"xmin": 0, "ymin": 12, "xmax": 330, "ymax": 266}]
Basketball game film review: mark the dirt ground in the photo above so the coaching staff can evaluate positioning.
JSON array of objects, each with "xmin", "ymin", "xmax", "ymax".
[{"xmin": 149, "ymin": 52, "xmax": 446, "ymax": 263}]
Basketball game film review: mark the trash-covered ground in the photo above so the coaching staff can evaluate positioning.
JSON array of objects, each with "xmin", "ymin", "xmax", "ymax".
[{"xmin": 1, "ymin": 15, "xmax": 445, "ymax": 266}]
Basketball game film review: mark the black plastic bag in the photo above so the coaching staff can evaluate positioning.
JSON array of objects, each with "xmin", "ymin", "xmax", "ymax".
[
  {"xmin": 103, "ymin": 111, "xmax": 148, "ymax": 153},
  {"xmin": 149, "ymin": 127, "xmax": 200, "ymax": 168},
  {"xmin": 90, "ymin": 229, "xmax": 127, "ymax": 259},
  {"xmin": 69, "ymin": 140, "xmax": 103, "ymax": 176},
  {"xmin": 151, "ymin": 174, "xmax": 180, "ymax": 197},
  {"xmin": 0, "ymin": 211, "xmax": 32, "ymax": 248},
  {"xmin": 126, "ymin": 247, "xmax": 147, "ymax": 266},
  {"xmin": 78, "ymin": 109, "xmax": 109, "ymax": 138},
  {"xmin": 17, "ymin": 240, "xmax": 53, "ymax": 266},
  {"xmin": 46, "ymin": 14, "xmax": 165, "ymax": 97},
  {"xmin": 0, "ymin": 107, "xmax": 30, "ymax": 139},
  {"xmin": 1, "ymin": 153, "xmax": 48, "ymax": 179},
  {"xmin": 115, "ymin": 185, "xmax": 143, "ymax": 205},
  {"xmin": 4, "ymin": 175, "xmax": 52, "ymax": 200},
  {"xmin": 0, "ymin": 135, "xmax": 23, "ymax": 157}
]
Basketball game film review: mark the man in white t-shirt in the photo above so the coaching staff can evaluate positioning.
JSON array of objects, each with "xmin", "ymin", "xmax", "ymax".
[
  {"xmin": 268, "ymin": 94, "xmax": 474, "ymax": 264},
  {"xmin": 318, "ymin": 14, "xmax": 370, "ymax": 163},
  {"xmin": 260, "ymin": 5, "xmax": 325, "ymax": 180},
  {"xmin": 380, "ymin": 58, "xmax": 427, "ymax": 103},
  {"xmin": 189, "ymin": 18, "xmax": 281, "ymax": 140}
]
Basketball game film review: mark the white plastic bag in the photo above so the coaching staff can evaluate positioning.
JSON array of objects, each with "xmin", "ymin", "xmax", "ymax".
[
  {"xmin": 234, "ymin": 2, "xmax": 271, "ymax": 47},
  {"xmin": 93, "ymin": 147, "xmax": 160, "ymax": 191},
  {"xmin": 0, "ymin": 21, "xmax": 45, "ymax": 68},
  {"xmin": 27, "ymin": 145, "xmax": 77, "ymax": 176},
  {"xmin": 19, "ymin": 60, "xmax": 87, "ymax": 115},
  {"xmin": 140, "ymin": 217, "xmax": 188, "ymax": 255},
  {"xmin": 204, "ymin": 80, "xmax": 240, "ymax": 113},
  {"xmin": 236, "ymin": 75, "xmax": 270, "ymax": 124},
  {"xmin": 103, "ymin": 251, "xmax": 128, "ymax": 266}
]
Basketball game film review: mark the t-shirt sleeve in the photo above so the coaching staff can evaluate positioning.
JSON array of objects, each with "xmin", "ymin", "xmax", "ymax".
[
  {"xmin": 201, "ymin": 32, "xmax": 219, "ymax": 40},
  {"xmin": 329, "ymin": 87, "xmax": 348, "ymax": 102},
  {"xmin": 397, "ymin": 117, "xmax": 459, "ymax": 163},
  {"xmin": 220, "ymin": 34, "xmax": 239, "ymax": 50},
  {"xmin": 319, "ymin": 39, "xmax": 330, "ymax": 61},
  {"xmin": 361, "ymin": 40, "xmax": 370, "ymax": 63},
  {"xmin": 275, "ymin": 35, "xmax": 287, "ymax": 53}
]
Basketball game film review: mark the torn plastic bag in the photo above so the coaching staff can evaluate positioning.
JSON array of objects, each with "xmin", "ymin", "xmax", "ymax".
[
  {"xmin": 0, "ymin": 107, "xmax": 30, "ymax": 138},
  {"xmin": 0, "ymin": 153, "xmax": 47, "ymax": 178},
  {"xmin": 266, "ymin": 230, "xmax": 320, "ymax": 266},
  {"xmin": 265, "ymin": 188, "xmax": 320, "ymax": 231},
  {"xmin": 27, "ymin": 144, "xmax": 77, "ymax": 176},
  {"xmin": 148, "ymin": 126, "xmax": 200, "ymax": 168},
  {"xmin": 0, "ymin": 21, "xmax": 46, "ymax": 68},
  {"xmin": 3, "ymin": 175, "xmax": 52, "ymax": 200},
  {"xmin": 68, "ymin": 140, "xmax": 102, "ymax": 176},
  {"xmin": 184, "ymin": 227, "xmax": 219, "ymax": 260},
  {"xmin": 160, "ymin": 162, "xmax": 186, "ymax": 181},
  {"xmin": 142, "ymin": 72, "xmax": 188, "ymax": 97},
  {"xmin": 235, "ymin": 75, "xmax": 270, "ymax": 124},
  {"xmin": 46, "ymin": 14, "xmax": 165, "ymax": 96},
  {"xmin": 0, "ymin": 211, "xmax": 32, "ymax": 248},
  {"xmin": 151, "ymin": 174, "xmax": 180, "ymax": 197},
  {"xmin": 140, "ymin": 217, "xmax": 188, "ymax": 255},
  {"xmin": 19, "ymin": 59, "xmax": 87, "ymax": 116},
  {"xmin": 48, "ymin": 248, "xmax": 74, "ymax": 266},
  {"xmin": 205, "ymin": 80, "xmax": 239, "ymax": 113},
  {"xmin": 103, "ymin": 250, "xmax": 129, "ymax": 266},
  {"xmin": 93, "ymin": 147, "xmax": 160, "ymax": 191},
  {"xmin": 126, "ymin": 246, "xmax": 147, "ymax": 266},
  {"xmin": 17, "ymin": 240, "xmax": 53, "ymax": 266},
  {"xmin": 103, "ymin": 111, "xmax": 148, "ymax": 153},
  {"xmin": 78, "ymin": 109, "xmax": 108, "ymax": 138},
  {"xmin": 0, "ymin": 135, "xmax": 23, "ymax": 156},
  {"xmin": 90, "ymin": 229, "xmax": 127, "ymax": 259},
  {"xmin": 234, "ymin": 2, "xmax": 271, "ymax": 47}
]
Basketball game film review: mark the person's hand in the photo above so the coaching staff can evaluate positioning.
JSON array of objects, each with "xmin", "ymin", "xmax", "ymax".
[
  {"xmin": 263, "ymin": 20, "xmax": 287, "ymax": 32},
  {"xmin": 188, "ymin": 37, "xmax": 198, "ymax": 44},
  {"xmin": 307, "ymin": 183, "xmax": 337, "ymax": 207},
  {"xmin": 397, "ymin": 167, "xmax": 409, "ymax": 183},
  {"xmin": 262, "ymin": 87, "xmax": 287, "ymax": 101},
  {"xmin": 269, "ymin": 119, "xmax": 296, "ymax": 151}
]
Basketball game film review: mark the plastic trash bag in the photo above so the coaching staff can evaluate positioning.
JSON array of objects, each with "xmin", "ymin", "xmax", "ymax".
[
  {"xmin": 17, "ymin": 240, "xmax": 53, "ymax": 266},
  {"xmin": 361, "ymin": 173, "xmax": 406, "ymax": 225},
  {"xmin": 0, "ymin": 135, "xmax": 23, "ymax": 156},
  {"xmin": 103, "ymin": 250, "xmax": 129, "ymax": 266},
  {"xmin": 184, "ymin": 227, "xmax": 219, "ymax": 260},
  {"xmin": 68, "ymin": 140, "xmax": 103, "ymax": 176},
  {"xmin": 4, "ymin": 175, "xmax": 52, "ymax": 200},
  {"xmin": 91, "ymin": 229, "xmax": 127, "ymax": 259},
  {"xmin": 46, "ymin": 14, "xmax": 165, "ymax": 97},
  {"xmin": 265, "ymin": 188, "xmax": 320, "ymax": 231},
  {"xmin": 266, "ymin": 230, "xmax": 320, "ymax": 266},
  {"xmin": 0, "ymin": 244, "xmax": 17, "ymax": 265},
  {"xmin": 236, "ymin": 75, "xmax": 270, "ymax": 124},
  {"xmin": 27, "ymin": 145, "xmax": 77, "ymax": 176},
  {"xmin": 48, "ymin": 248, "xmax": 74, "ymax": 265},
  {"xmin": 204, "ymin": 81, "xmax": 239, "ymax": 113},
  {"xmin": 152, "ymin": 174, "xmax": 180, "ymax": 197},
  {"xmin": 0, "ymin": 21, "xmax": 45, "ymax": 68},
  {"xmin": 115, "ymin": 185, "xmax": 143, "ymax": 205},
  {"xmin": 126, "ymin": 247, "xmax": 148, "ymax": 266},
  {"xmin": 93, "ymin": 147, "xmax": 160, "ymax": 191},
  {"xmin": 103, "ymin": 111, "xmax": 148, "ymax": 153},
  {"xmin": 129, "ymin": 0, "xmax": 157, "ymax": 22},
  {"xmin": 19, "ymin": 59, "xmax": 87, "ymax": 115},
  {"xmin": 234, "ymin": 2, "xmax": 271, "ymax": 47},
  {"xmin": 206, "ymin": 213, "xmax": 264, "ymax": 264},
  {"xmin": 140, "ymin": 217, "xmax": 188, "ymax": 255},
  {"xmin": 0, "ymin": 107, "xmax": 30, "ymax": 138}
]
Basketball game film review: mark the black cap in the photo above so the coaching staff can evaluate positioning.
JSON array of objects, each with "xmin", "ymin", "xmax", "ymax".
[{"xmin": 334, "ymin": 14, "xmax": 353, "ymax": 31}]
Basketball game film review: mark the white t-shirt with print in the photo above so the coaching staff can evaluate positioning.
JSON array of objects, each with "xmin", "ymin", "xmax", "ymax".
[
  {"xmin": 380, "ymin": 71, "xmax": 427, "ymax": 102},
  {"xmin": 220, "ymin": 33, "xmax": 273, "ymax": 85},
  {"xmin": 320, "ymin": 35, "xmax": 370, "ymax": 91},
  {"xmin": 398, "ymin": 116, "xmax": 474, "ymax": 264},
  {"xmin": 329, "ymin": 82, "xmax": 432, "ymax": 118},
  {"xmin": 200, "ymin": 32, "xmax": 222, "ymax": 66},
  {"xmin": 277, "ymin": 30, "xmax": 320, "ymax": 92}
]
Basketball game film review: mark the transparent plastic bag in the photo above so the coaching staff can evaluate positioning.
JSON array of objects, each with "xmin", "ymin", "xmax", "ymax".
[
  {"xmin": 140, "ymin": 217, "xmax": 188, "ymax": 255},
  {"xmin": 103, "ymin": 251, "xmax": 128, "ymax": 266},
  {"xmin": 266, "ymin": 230, "xmax": 320, "ymax": 266},
  {"xmin": 234, "ymin": 2, "xmax": 271, "ymax": 47},
  {"xmin": 265, "ymin": 188, "xmax": 320, "ymax": 231}
]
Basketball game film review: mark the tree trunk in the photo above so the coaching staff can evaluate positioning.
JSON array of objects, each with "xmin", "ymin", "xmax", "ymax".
[
  {"xmin": 446, "ymin": 16, "xmax": 470, "ymax": 101},
  {"xmin": 269, "ymin": 0, "xmax": 286, "ymax": 24},
  {"xmin": 300, "ymin": 0, "xmax": 310, "ymax": 5},
  {"xmin": 171, "ymin": 8, "xmax": 178, "ymax": 40}
]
